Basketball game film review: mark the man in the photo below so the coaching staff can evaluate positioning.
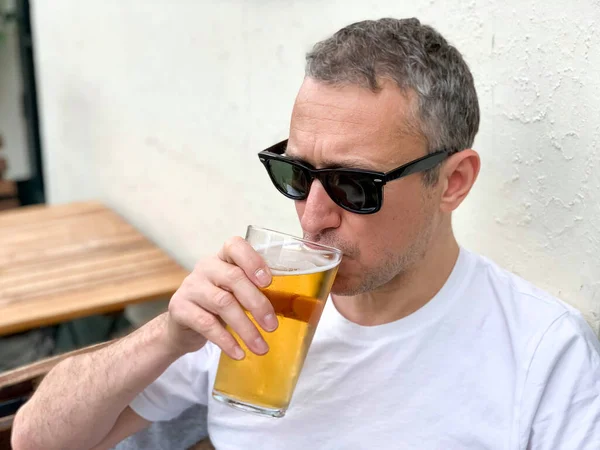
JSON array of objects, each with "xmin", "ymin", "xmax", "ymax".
[{"xmin": 12, "ymin": 17, "xmax": 600, "ymax": 450}]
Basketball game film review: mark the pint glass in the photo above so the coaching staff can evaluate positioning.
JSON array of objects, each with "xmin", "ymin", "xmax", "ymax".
[{"xmin": 212, "ymin": 226, "xmax": 342, "ymax": 417}]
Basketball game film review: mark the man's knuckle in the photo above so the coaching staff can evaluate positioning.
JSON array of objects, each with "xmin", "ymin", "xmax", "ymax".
[
  {"xmin": 216, "ymin": 329, "xmax": 235, "ymax": 346},
  {"xmin": 196, "ymin": 313, "xmax": 218, "ymax": 331},
  {"xmin": 244, "ymin": 295, "xmax": 268, "ymax": 313},
  {"xmin": 193, "ymin": 256, "xmax": 210, "ymax": 270},
  {"xmin": 223, "ymin": 236, "xmax": 244, "ymax": 253},
  {"xmin": 171, "ymin": 283, "xmax": 194, "ymax": 308},
  {"xmin": 244, "ymin": 327, "xmax": 262, "ymax": 343},
  {"xmin": 225, "ymin": 265, "xmax": 246, "ymax": 283},
  {"xmin": 213, "ymin": 290, "xmax": 236, "ymax": 310},
  {"xmin": 178, "ymin": 274, "xmax": 198, "ymax": 297}
]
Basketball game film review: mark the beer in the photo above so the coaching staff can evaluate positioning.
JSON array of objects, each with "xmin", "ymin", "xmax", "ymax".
[{"xmin": 212, "ymin": 261, "xmax": 339, "ymax": 416}]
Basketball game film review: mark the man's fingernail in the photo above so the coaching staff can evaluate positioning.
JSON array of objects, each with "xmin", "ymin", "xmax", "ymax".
[
  {"xmin": 255, "ymin": 268, "xmax": 271, "ymax": 287},
  {"xmin": 233, "ymin": 346, "xmax": 245, "ymax": 360},
  {"xmin": 265, "ymin": 313, "xmax": 279, "ymax": 331},
  {"xmin": 254, "ymin": 337, "xmax": 269, "ymax": 354},
  {"xmin": 264, "ymin": 313, "xmax": 278, "ymax": 331}
]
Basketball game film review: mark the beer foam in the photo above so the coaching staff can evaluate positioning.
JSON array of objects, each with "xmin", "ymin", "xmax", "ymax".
[
  {"xmin": 270, "ymin": 259, "xmax": 340, "ymax": 276},
  {"xmin": 256, "ymin": 242, "xmax": 341, "ymax": 276}
]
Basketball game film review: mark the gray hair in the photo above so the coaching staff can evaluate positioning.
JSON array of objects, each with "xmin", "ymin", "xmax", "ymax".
[{"xmin": 305, "ymin": 18, "xmax": 480, "ymax": 185}]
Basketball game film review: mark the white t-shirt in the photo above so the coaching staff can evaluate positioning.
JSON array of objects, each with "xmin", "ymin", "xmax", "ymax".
[{"xmin": 130, "ymin": 248, "xmax": 600, "ymax": 449}]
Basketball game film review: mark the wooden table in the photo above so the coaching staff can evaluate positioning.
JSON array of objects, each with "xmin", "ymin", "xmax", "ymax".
[{"xmin": 0, "ymin": 201, "xmax": 188, "ymax": 336}]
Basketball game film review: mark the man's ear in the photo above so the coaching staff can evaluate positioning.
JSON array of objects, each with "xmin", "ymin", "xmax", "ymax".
[{"xmin": 439, "ymin": 150, "xmax": 480, "ymax": 213}]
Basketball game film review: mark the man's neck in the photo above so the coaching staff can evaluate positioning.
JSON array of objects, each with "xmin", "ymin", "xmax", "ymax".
[{"xmin": 331, "ymin": 235, "xmax": 460, "ymax": 327}]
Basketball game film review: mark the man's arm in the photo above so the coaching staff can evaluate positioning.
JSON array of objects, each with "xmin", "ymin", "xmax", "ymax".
[{"xmin": 11, "ymin": 314, "xmax": 182, "ymax": 450}]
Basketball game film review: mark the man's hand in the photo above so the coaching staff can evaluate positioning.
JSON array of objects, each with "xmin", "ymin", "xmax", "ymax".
[{"xmin": 166, "ymin": 236, "xmax": 278, "ymax": 359}]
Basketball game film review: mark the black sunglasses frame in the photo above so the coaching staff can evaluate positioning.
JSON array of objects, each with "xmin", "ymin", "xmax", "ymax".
[{"xmin": 258, "ymin": 140, "xmax": 450, "ymax": 214}]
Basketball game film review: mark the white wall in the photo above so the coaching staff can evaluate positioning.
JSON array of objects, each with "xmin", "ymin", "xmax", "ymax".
[{"xmin": 32, "ymin": 0, "xmax": 600, "ymax": 332}]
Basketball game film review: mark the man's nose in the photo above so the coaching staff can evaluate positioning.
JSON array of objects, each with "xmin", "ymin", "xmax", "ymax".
[{"xmin": 298, "ymin": 179, "xmax": 341, "ymax": 235}]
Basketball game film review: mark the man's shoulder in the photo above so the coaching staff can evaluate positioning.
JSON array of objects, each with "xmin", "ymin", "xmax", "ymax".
[
  {"xmin": 464, "ymin": 248, "xmax": 591, "ymax": 337},
  {"xmin": 462, "ymin": 249, "xmax": 600, "ymax": 373}
]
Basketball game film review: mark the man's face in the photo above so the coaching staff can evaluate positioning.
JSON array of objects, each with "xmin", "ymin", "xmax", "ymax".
[{"xmin": 287, "ymin": 78, "xmax": 444, "ymax": 296}]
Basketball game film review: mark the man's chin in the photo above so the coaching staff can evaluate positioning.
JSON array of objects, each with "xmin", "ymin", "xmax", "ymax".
[{"xmin": 330, "ymin": 274, "xmax": 362, "ymax": 297}]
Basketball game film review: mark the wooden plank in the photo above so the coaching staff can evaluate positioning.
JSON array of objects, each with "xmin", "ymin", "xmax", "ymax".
[
  {"xmin": 0, "ymin": 340, "xmax": 115, "ymax": 390},
  {"xmin": 0, "ymin": 258, "xmax": 179, "ymax": 308},
  {"xmin": 0, "ymin": 214, "xmax": 131, "ymax": 246},
  {"xmin": 0, "ymin": 204, "xmax": 129, "ymax": 245},
  {"xmin": 0, "ymin": 232, "xmax": 146, "ymax": 270},
  {"xmin": 0, "ymin": 201, "xmax": 104, "ymax": 230},
  {"xmin": 0, "ymin": 247, "xmax": 170, "ymax": 294},
  {"xmin": 0, "ymin": 269, "xmax": 186, "ymax": 335}
]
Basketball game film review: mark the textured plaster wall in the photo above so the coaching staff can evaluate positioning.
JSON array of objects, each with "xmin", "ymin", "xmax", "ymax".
[{"xmin": 31, "ymin": 1, "xmax": 600, "ymax": 332}]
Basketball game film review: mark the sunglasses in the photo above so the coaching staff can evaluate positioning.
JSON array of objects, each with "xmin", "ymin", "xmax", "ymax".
[{"xmin": 258, "ymin": 140, "xmax": 450, "ymax": 214}]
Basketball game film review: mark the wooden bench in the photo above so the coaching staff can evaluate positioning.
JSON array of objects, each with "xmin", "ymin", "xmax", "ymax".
[{"xmin": 0, "ymin": 341, "xmax": 114, "ymax": 448}]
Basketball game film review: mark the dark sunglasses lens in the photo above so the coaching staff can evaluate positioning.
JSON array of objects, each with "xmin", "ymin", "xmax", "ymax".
[
  {"xmin": 268, "ymin": 160, "xmax": 309, "ymax": 199},
  {"xmin": 326, "ymin": 172, "xmax": 379, "ymax": 212}
]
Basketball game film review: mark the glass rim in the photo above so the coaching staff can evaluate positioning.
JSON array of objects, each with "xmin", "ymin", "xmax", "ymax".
[{"xmin": 247, "ymin": 225, "xmax": 343, "ymax": 255}]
